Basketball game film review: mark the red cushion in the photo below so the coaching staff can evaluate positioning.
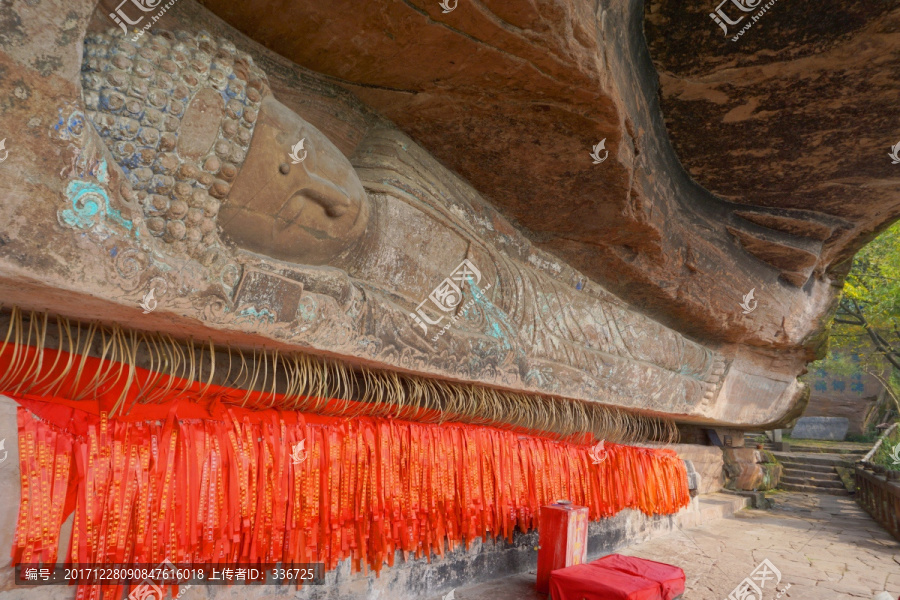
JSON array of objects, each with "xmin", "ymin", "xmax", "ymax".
[
  {"xmin": 549, "ymin": 563, "xmax": 663, "ymax": 600},
  {"xmin": 591, "ymin": 555, "xmax": 685, "ymax": 600}
]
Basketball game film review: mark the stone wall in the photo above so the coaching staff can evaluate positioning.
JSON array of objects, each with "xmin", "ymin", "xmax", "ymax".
[
  {"xmin": 668, "ymin": 444, "xmax": 725, "ymax": 495},
  {"xmin": 803, "ymin": 396, "xmax": 883, "ymax": 435},
  {"xmin": 802, "ymin": 355, "xmax": 886, "ymax": 434},
  {"xmin": 723, "ymin": 448, "xmax": 783, "ymax": 492},
  {"xmin": 791, "ymin": 417, "xmax": 850, "ymax": 441},
  {"xmin": 640, "ymin": 442, "xmax": 724, "ymax": 495}
]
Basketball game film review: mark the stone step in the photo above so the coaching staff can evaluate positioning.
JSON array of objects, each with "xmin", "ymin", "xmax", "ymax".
[
  {"xmin": 782, "ymin": 474, "xmax": 842, "ymax": 487},
  {"xmin": 779, "ymin": 461, "xmax": 850, "ymax": 473},
  {"xmin": 781, "ymin": 475, "xmax": 845, "ymax": 489},
  {"xmin": 787, "ymin": 446, "xmax": 867, "ymax": 457},
  {"xmin": 778, "ymin": 482, "xmax": 850, "ymax": 495},
  {"xmin": 780, "ymin": 466, "xmax": 840, "ymax": 477},
  {"xmin": 675, "ymin": 493, "xmax": 751, "ymax": 529},
  {"xmin": 742, "ymin": 437, "xmax": 776, "ymax": 449},
  {"xmin": 772, "ymin": 452, "xmax": 856, "ymax": 468},
  {"xmin": 781, "ymin": 462, "xmax": 837, "ymax": 475},
  {"xmin": 780, "ymin": 467, "xmax": 841, "ymax": 478}
]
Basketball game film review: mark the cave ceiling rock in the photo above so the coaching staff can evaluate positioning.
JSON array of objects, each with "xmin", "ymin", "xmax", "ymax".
[{"xmin": 2, "ymin": 0, "xmax": 895, "ymax": 431}]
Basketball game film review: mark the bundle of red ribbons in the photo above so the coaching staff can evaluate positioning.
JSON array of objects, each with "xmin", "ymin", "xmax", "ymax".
[{"xmin": 4, "ymin": 345, "xmax": 690, "ymax": 599}]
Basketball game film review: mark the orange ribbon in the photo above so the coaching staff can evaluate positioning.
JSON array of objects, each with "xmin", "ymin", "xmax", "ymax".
[{"xmin": 3, "ymin": 343, "xmax": 690, "ymax": 599}]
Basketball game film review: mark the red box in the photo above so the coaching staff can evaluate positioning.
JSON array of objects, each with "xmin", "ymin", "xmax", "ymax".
[
  {"xmin": 536, "ymin": 501, "xmax": 589, "ymax": 593},
  {"xmin": 549, "ymin": 563, "xmax": 662, "ymax": 600},
  {"xmin": 590, "ymin": 555, "xmax": 685, "ymax": 600}
]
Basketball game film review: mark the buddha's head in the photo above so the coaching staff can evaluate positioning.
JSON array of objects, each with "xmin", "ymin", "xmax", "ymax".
[
  {"xmin": 217, "ymin": 95, "xmax": 370, "ymax": 265},
  {"xmin": 81, "ymin": 28, "xmax": 369, "ymax": 266}
]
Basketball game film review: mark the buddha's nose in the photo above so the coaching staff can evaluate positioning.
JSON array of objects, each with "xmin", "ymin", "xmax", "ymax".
[{"xmin": 296, "ymin": 172, "xmax": 352, "ymax": 219}]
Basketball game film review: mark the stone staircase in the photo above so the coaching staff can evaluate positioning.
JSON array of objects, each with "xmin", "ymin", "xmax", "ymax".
[
  {"xmin": 773, "ymin": 452, "xmax": 857, "ymax": 496},
  {"xmin": 743, "ymin": 433, "xmax": 776, "ymax": 451},
  {"xmin": 742, "ymin": 433, "xmax": 869, "ymax": 457},
  {"xmin": 743, "ymin": 433, "xmax": 869, "ymax": 495}
]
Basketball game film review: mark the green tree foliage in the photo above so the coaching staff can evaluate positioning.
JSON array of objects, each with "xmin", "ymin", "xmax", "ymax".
[{"xmin": 823, "ymin": 221, "xmax": 900, "ymax": 414}]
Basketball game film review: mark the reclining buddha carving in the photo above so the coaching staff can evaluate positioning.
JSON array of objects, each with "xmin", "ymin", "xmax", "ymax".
[{"xmin": 76, "ymin": 27, "xmax": 796, "ymax": 422}]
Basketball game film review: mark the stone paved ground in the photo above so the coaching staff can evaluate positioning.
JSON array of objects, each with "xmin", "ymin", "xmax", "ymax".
[{"xmin": 441, "ymin": 492, "xmax": 900, "ymax": 600}]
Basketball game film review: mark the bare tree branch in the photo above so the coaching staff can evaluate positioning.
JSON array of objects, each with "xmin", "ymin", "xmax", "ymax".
[{"xmin": 867, "ymin": 370, "xmax": 900, "ymax": 415}]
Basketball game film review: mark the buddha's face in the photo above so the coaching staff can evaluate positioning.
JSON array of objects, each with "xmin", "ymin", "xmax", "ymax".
[{"xmin": 218, "ymin": 95, "xmax": 370, "ymax": 264}]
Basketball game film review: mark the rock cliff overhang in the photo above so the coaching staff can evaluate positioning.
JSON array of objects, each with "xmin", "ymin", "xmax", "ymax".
[{"xmin": 1, "ymin": 0, "xmax": 894, "ymax": 430}]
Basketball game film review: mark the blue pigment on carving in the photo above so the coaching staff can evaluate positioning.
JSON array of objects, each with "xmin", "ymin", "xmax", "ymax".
[
  {"xmin": 238, "ymin": 306, "xmax": 276, "ymax": 324},
  {"xmin": 461, "ymin": 282, "xmax": 515, "ymax": 353},
  {"xmin": 54, "ymin": 109, "xmax": 86, "ymax": 141},
  {"xmin": 96, "ymin": 159, "xmax": 110, "ymax": 185},
  {"xmin": 60, "ymin": 181, "xmax": 104, "ymax": 229},
  {"xmin": 298, "ymin": 307, "xmax": 316, "ymax": 322},
  {"xmin": 60, "ymin": 163, "xmax": 133, "ymax": 232},
  {"xmin": 68, "ymin": 113, "xmax": 84, "ymax": 136}
]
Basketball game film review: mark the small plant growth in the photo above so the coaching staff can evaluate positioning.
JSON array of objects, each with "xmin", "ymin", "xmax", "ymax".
[{"xmin": 872, "ymin": 423, "xmax": 900, "ymax": 472}]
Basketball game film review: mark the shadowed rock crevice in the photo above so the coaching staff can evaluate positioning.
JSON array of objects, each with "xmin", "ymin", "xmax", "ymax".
[{"xmin": 647, "ymin": 0, "xmax": 900, "ymax": 277}]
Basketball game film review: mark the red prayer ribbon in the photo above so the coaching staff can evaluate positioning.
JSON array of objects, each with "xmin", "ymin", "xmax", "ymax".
[{"xmin": 2, "ymin": 344, "xmax": 690, "ymax": 598}]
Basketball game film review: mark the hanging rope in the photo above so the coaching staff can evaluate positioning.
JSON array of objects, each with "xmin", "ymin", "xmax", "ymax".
[{"xmin": 0, "ymin": 307, "xmax": 679, "ymax": 444}]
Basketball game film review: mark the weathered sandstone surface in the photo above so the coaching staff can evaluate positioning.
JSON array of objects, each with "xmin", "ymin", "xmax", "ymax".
[{"xmin": 1, "ymin": 0, "xmax": 897, "ymax": 429}]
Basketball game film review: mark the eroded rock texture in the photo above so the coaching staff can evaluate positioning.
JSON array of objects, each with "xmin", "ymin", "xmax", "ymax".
[
  {"xmin": 648, "ymin": 0, "xmax": 900, "ymax": 278},
  {"xmin": 65, "ymin": 26, "xmax": 732, "ymax": 420},
  {"xmin": 1, "ymin": 0, "xmax": 896, "ymax": 429},
  {"xmin": 194, "ymin": 0, "xmax": 900, "ymax": 412},
  {"xmin": 195, "ymin": 0, "xmax": 854, "ymax": 350}
]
